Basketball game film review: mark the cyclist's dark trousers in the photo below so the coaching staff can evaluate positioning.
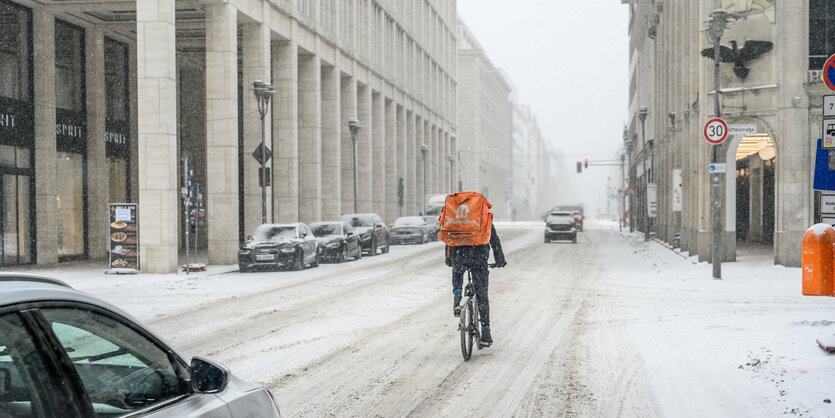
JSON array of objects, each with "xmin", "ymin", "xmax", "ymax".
[{"xmin": 452, "ymin": 264, "xmax": 490, "ymax": 326}]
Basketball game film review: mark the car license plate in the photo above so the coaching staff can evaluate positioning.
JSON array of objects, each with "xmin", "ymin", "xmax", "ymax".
[{"xmin": 255, "ymin": 254, "xmax": 275, "ymax": 261}]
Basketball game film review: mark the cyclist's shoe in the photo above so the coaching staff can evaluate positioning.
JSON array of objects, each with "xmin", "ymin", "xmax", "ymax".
[
  {"xmin": 453, "ymin": 295, "xmax": 462, "ymax": 317},
  {"xmin": 480, "ymin": 328, "xmax": 493, "ymax": 346}
]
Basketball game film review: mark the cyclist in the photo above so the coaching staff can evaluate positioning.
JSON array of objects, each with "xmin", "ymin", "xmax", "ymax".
[{"xmin": 445, "ymin": 224, "xmax": 506, "ymax": 346}]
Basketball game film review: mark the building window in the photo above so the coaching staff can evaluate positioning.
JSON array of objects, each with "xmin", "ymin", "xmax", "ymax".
[
  {"xmin": 105, "ymin": 38, "xmax": 130, "ymax": 203},
  {"xmin": 810, "ymin": 0, "xmax": 835, "ymax": 70},
  {"xmin": 57, "ymin": 151, "xmax": 84, "ymax": 257},
  {"xmin": 0, "ymin": 1, "xmax": 31, "ymax": 102},
  {"xmin": 55, "ymin": 20, "xmax": 84, "ymax": 112}
]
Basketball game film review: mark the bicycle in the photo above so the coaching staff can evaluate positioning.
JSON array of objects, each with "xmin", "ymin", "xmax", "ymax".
[{"xmin": 458, "ymin": 263, "xmax": 499, "ymax": 361}]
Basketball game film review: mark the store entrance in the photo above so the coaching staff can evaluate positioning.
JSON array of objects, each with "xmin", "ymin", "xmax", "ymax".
[{"xmin": 0, "ymin": 171, "xmax": 32, "ymax": 265}]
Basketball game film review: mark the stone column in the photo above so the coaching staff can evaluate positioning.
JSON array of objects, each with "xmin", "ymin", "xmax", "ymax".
[
  {"xmin": 320, "ymin": 64, "xmax": 341, "ymax": 220},
  {"xmin": 242, "ymin": 21, "xmax": 271, "ymax": 232},
  {"xmin": 357, "ymin": 84, "xmax": 372, "ymax": 212},
  {"xmin": 273, "ymin": 40, "xmax": 299, "ymax": 221},
  {"xmin": 407, "ymin": 110, "xmax": 417, "ymax": 214},
  {"xmin": 397, "ymin": 104, "xmax": 406, "ymax": 211},
  {"xmin": 205, "ymin": 3, "xmax": 239, "ymax": 264},
  {"xmin": 298, "ymin": 53, "xmax": 321, "ymax": 223},
  {"xmin": 85, "ymin": 27, "xmax": 108, "ymax": 259},
  {"xmin": 136, "ymin": 0, "xmax": 178, "ymax": 273},
  {"xmin": 340, "ymin": 75, "xmax": 357, "ymax": 212},
  {"xmin": 384, "ymin": 98, "xmax": 397, "ymax": 220},
  {"xmin": 372, "ymin": 92, "xmax": 387, "ymax": 220},
  {"xmin": 33, "ymin": 10, "xmax": 57, "ymax": 265}
]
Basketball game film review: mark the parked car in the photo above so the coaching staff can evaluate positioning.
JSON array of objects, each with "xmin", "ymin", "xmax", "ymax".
[
  {"xmin": 422, "ymin": 215, "xmax": 440, "ymax": 241},
  {"xmin": 239, "ymin": 223, "xmax": 319, "ymax": 271},
  {"xmin": 390, "ymin": 216, "xmax": 433, "ymax": 245},
  {"xmin": 340, "ymin": 213, "xmax": 390, "ymax": 256},
  {"xmin": 0, "ymin": 273, "xmax": 281, "ymax": 417},
  {"xmin": 310, "ymin": 221, "xmax": 362, "ymax": 263},
  {"xmin": 544, "ymin": 211, "xmax": 578, "ymax": 243}
]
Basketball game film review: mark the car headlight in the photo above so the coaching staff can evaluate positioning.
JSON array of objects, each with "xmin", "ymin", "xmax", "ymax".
[
  {"xmin": 327, "ymin": 242, "xmax": 340, "ymax": 248},
  {"xmin": 280, "ymin": 247, "xmax": 296, "ymax": 254}
]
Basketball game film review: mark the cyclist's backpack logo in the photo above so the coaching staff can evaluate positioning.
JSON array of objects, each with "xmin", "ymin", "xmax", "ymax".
[{"xmin": 455, "ymin": 204, "xmax": 470, "ymax": 219}]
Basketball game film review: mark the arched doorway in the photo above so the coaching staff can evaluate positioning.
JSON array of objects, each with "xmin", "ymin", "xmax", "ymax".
[{"xmin": 724, "ymin": 117, "xmax": 777, "ymax": 259}]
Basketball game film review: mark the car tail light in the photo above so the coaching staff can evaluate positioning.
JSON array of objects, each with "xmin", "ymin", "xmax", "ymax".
[{"xmin": 577, "ymin": 216, "xmax": 582, "ymax": 221}]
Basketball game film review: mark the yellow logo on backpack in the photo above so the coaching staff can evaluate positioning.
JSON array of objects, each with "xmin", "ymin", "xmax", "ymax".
[{"xmin": 438, "ymin": 192, "xmax": 493, "ymax": 246}]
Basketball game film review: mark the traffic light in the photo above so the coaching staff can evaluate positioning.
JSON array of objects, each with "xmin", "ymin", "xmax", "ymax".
[
  {"xmin": 584, "ymin": 158, "xmax": 589, "ymax": 168},
  {"xmin": 576, "ymin": 162, "xmax": 582, "ymax": 173}
]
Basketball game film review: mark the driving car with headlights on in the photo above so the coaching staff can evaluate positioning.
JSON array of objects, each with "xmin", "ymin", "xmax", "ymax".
[
  {"xmin": 238, "ymin": 223, "xmax": 319, "ymax": 272},
  {"xmin": 310, "ymin": 221, "xmax": 362, "ymax": 263},
  {"xmin": 544, "ymin": 211, "xmax": 578, "ymax": 243},
  {"xmin": 0, "ymin": 273, "xmax": 281, "ymax": 417}
]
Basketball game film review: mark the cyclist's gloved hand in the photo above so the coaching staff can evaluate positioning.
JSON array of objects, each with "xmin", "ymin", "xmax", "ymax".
[{"xmin": 494, "ymin": 260, "xmax": 507, "ymax": 268}]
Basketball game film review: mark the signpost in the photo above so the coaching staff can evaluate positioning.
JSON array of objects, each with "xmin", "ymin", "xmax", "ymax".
[
  {"xmin": 708, "ymin": 163, "xmax": 727, "ymax": 173},
  {"xmin": 647, "ymin": 183, "xmax": 657, "ymax": 218}
]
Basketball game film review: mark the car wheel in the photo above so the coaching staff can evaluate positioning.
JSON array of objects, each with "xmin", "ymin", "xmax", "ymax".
[
  {"xmin": 294, "ymin": 251, "xmax": 305, "ymax": 270},
  {"xmin": 311, "ymin": 252, "xmax": 320, "ymax": 268},
  {"xmin": 572, "ymin": 235, "xmax": 577, "ymax": 244},
  {"xmin": 544, "ymin": 236, "xmax": 549, "ymax": 244},
  {"xmin": 422, "ymin": 233, "xmax": 427, "ymax": 244},
  {"xmin": 339, "ymin": 246, "xmax": 348, "ymax": 263},
  {"xmin": 383, "ymin": 236, "xmax": 390, "ymax": 253},
  {"xmin": 355, "ymin": 246, "xmax": 362, "ymax": 260},
  {"xmin": 239, "ymin": 265, "xmax": 250, "ymax": 273}
]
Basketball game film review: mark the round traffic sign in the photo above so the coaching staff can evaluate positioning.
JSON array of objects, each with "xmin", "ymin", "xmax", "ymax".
[
  {"xmin": 824, "ymin": 54, "xmax": 835, "ymax": 92},
  {"xmin": 704, "ymin": 118, "xmax": 728, "ymax": 145}
]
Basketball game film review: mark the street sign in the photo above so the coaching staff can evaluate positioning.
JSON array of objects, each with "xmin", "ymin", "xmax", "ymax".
[
  {"xmin": 821, "ymin": 195, "xmax": 835, "ymax": 215},
  {"xmin": 825, "ymin": 95, "xmax": 835, "ymax": 116},
  {"xmin": 708, "ymin": 163, "xmax": 727, "ymax": 173},
  {"xmin": 251, "ymin": 143, "xmax": 272, "ymax": 164},
  {"xmin": 728, "ymin": 124, "xmax": 757, "ymax": 137},
  {"xmin": 647, "ymin": 183, "xmax": 657, "ymax": 218},
  {"xmin": 824, "ymin": 54, "xmax": 835, "ymax": 92},
  {"xmin": 824, "ymin": 119, "xmax": 835, "ymax": 148},
  {"xmin": 704, "ymin": 118, "xmax": 728, "ymax": 145}
]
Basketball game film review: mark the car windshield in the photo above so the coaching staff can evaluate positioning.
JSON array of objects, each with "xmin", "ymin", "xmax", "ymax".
[
  {"xmin": 252, "ymin": 225, "xmax": 297, "ymax": 240},
  {"xmin": 423, "ymin": 216, "xmax": 437, "ymax": 225},
  {"xmin": 312, "ymin": 223, "xmax": 342, "ymax": 236},
  {"xmin": 342, "ymin": 215, "xmax": 374, "ymax": 227},
  {"xmin": 394, "ymin": 217, "xmax": 425, "ymax": 227}
]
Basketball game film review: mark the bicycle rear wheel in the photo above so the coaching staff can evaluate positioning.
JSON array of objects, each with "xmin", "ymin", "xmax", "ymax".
[
  {"xmin": 473, "ymin": 296, "xmax": 483, "ymax": 350},
  {"xmin": 459, "ymin": 298, "xmax": 474, "ymax": 360}
]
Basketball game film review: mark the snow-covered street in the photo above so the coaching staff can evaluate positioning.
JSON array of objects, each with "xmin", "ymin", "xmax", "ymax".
[{"xmin": 26, "ymin": 222, "xmax": 835, "ymax": 417}]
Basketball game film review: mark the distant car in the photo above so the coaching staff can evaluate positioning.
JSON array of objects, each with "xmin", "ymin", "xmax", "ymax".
[
  {"xmin": 544, "ymin": 211, "xmax": 577, "ymax": 243},
  {"xmin": 341, "ymin": 213, "xmax": 390, "ymax": 256},
  {"xmin": 545, "ymin": 205, "xmax": 585, "ymax": 231},
  {"xmin": 390, "ymin": 216, "xmax": 433, "ymax": 245},
  {"xmin": 569, "ymin": 211, "xmax": 584, "ymax": 232},
  {"xmin": 310, "ymin": 221, "xmax": 362, "ymax": 263},
  {"xmin": 239, "ymin": 223, "xmax": 319, "ymax": 271},
  {"xmin": 0, "ymin": 273, "xmax": 281, "ymax": 417},
  {"xmin": 422, "ymin": 215, "xmax": 440, "ymax": 241}
]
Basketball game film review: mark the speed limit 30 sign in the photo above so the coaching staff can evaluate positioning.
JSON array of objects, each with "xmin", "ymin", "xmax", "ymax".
[{"xmin": 704, "ymin": 118, "xmax": 728, "ymax": 145}]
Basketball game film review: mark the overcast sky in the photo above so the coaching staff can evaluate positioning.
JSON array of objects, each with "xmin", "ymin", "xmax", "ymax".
[{"xmin": 457, "ymin": 0, "xmax": 630, "ymax": 215}]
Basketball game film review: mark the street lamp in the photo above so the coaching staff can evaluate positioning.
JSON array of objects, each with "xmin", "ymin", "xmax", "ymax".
[
  {"xmin": 637, "ymin": 106, "xmax": 649, "ymax": 242},
  {"xmin": 348, "ymin": 117, "xmax": 362, "ymax": 213},
  {"xmin": 252, "ymin": 80, "xmax": 276, "ymax": 224},
  {"xmin": 702, "ymin": 8, "xmax": 734, "ymax": 279},
  {"xmin": 448, "ymin": 154, "xmax": 455, "ymax": 192},
  {"xmin": 420, "ymin": 144, "xmax": 429, "ymax": 214}
]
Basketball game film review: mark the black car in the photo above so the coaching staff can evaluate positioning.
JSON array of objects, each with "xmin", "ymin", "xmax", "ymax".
[
  {"xmin": 340, "ymin": 213, "xmax": 390, "ymax": 256},
  {"xmin": 422, "ymin": 215, "xmax": 440, "ymax": 241},
  {"xmin": 239, "ymin": 223, "xmax": 319, "ymax": 272},
  {"xmin": 544, "ymin": 211, "xmax": 577, "ymax": 243},
  {"xmin": 310, "ymin": 221, "xmax": 362, "ymax": 263},
  {"xmin": 390, "ymin": 216, "xmax": 433, "ymax": 245}
]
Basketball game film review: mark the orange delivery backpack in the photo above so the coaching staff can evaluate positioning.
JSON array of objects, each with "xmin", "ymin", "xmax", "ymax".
[{"xmin": 438, "ymin": 191, "xmax": 493, "ymax": 246}]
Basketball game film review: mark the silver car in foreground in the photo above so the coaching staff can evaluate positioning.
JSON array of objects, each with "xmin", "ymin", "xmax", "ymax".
[{"xmin": 0, "ymin": 273, "xmax": 281, "ymax": 417}]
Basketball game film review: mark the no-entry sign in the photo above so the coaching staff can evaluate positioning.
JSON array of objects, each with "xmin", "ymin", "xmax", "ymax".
[
  {"xmin": 704, "ymin": 118, "xmax": 728, "ymax": 145},
  {"xmin": 823, "ymin": 54, "xmax": 835, "ymax": 92}
]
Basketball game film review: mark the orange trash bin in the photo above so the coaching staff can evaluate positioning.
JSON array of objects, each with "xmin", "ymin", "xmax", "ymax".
[{"xmin": 802, "ymin": 224, "xmax": 835, "ymax": 296}]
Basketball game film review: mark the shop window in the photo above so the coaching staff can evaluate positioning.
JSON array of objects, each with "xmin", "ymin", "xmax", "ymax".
[
  {"xmin": 55, "ymin": 21, "xmax": 84, "ymax": 112},
  {"xmin": 57, "ymin": 152, "xmax": 84, "ymax": 257},
  {"xmin": 104, "ymin": 38, "xmax": 127, "ymax": 122},
  {"xmin": 810, "ymin": 0, "xmax": 835, "ymax": 70},
  {"xmin": 0, "ymin": 2, "xmax": 30, "ymax": 102}
]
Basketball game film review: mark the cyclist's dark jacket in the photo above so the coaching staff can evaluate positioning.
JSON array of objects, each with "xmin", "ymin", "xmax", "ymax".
[{"xmin": 444, "ymin": 224, "xmax": 505, "ymax": 267}]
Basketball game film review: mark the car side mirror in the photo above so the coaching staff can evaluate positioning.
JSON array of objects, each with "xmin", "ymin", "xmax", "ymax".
[
  {"xmin": 347, "ymin": 231, "xmax": 353, "ymax": 236},
  {"xmin": 190, "ymin": 357, "xmax": 229, "ymax": 394},
  {"xmin": 246, "ymin": 235, "xmax": 253, "ymax": 241}
]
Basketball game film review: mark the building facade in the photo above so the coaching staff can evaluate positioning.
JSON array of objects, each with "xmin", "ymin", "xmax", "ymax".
[
  {"xmin": 0, "ymin": 0, "xmax": 458, "ymax": 272},
  {"xmin": 456, "ymin": 16, "xmax": 512, "ymax": 219},
  {"xmin": 624, "ymin": 0, "xmax": 814, "ymax": 266}
]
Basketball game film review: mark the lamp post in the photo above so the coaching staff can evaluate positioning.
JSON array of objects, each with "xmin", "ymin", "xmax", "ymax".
[
  {"xmin": 252, "ymin": 80, "xmax": 276, "ymax": 224},
  {"xmin": 420, "ymin": 144, "xmax": 429, "ymax": 214},
  {"xmin": 623, "ymin": 127, "xmax": 634, "ymax": 232},
  {"xmin": 348, "ymin": 118, "xmax": 362, "ymax": 213},
  {"xmin": 448, "ymin": 154, "xmax": 455, "ymax": 192},
  {"xmin": 637, "ymin": 106, "xmax": 648, "ymax": 242},
  {"xmin": 703, "ymin": 8, "xmax": 734, "ymax": 279}
]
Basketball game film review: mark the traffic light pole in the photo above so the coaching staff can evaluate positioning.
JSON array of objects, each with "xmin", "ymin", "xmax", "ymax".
[{"xmin": 711, "ymin": 31, "xmax": 723, "ymax": 280}]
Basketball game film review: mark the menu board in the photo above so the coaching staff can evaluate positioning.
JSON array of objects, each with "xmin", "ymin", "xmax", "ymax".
[{"xmin": 109, "ymin": 203, "xmax": 138, "ymax": 271}]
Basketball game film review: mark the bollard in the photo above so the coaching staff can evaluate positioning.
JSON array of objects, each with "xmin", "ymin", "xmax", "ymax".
[{"xmin": 802, "ymin": 223, "xmax": 835, "ymax": 296}]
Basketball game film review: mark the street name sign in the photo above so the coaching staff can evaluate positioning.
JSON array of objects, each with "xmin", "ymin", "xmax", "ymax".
[
  {"xmin": 708, "ymin": 163, "xmax": 727, "ymax": 174},
  {"xmin": 728, "ymin": 124, "xmax": 757, "ymax": 137},
  {"xmin": 821, "ymin": 195, "xmax": 835, "ymax": 215},
  {"xmin": 704, "ymin": 118, "xmax": 728, "ymax": 145}
]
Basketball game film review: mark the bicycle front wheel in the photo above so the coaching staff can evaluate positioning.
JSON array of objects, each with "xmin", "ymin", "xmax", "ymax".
[{"xmin": 459, "ymin": 299, "xmax": 474, "ymax": 360}]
